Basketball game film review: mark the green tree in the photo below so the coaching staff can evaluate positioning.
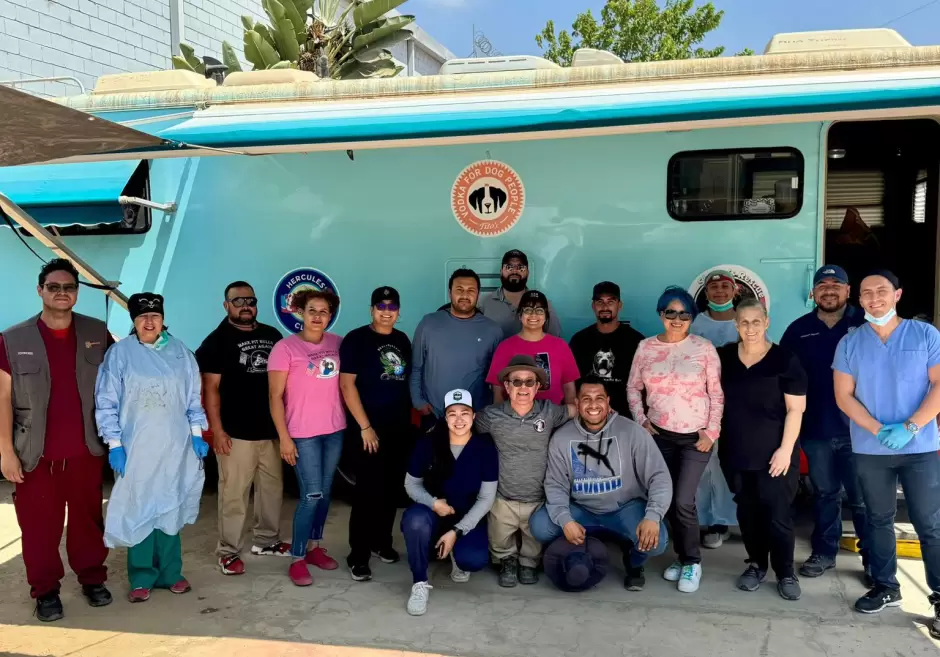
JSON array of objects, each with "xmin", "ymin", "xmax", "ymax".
[{"xmin": 535, "ymin": 0, "xmax": 752, "ymax": 66}]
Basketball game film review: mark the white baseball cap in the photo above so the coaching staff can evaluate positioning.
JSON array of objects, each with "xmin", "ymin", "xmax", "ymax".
[{"xmin": 444, "ymin": 389, "xmax": 473, "ymax": 410}]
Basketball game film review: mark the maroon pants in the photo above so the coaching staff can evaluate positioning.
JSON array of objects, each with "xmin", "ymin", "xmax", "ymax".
[{"xmin": 13, "ymin": 454, "xmax": 108, "ymax": 598}]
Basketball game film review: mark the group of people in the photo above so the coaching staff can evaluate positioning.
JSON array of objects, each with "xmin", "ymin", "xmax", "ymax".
[{"xmin": 1, "ymin": 250, "xmax": 939, "ymax": 638}]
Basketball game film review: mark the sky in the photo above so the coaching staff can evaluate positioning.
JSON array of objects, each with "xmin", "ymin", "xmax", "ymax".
[{"xmin": 407, "ymin": 0, "xmax": 940, "ymax": 59}]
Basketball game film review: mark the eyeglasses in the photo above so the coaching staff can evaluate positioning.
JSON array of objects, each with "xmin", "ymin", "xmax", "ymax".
[
  {"xmin": 503, "ymin": 264, "xmax": 528, "ymax": 272},
  {"xmin": 43, "ymin": 283, "xmax": 78, "ymax": 294},
  {"xmin": 521, "ymin": 307, "xmax": 546, "ymax": 316},
  {"xmin": 375, "ymin": 303, "xmax": 400, "ymax": 312},
  {"xmin": 228, "ymin": 296, "xmax": 257, "ymax": 308},
  {"xmin": 508, "ymin": 378, "xmax": 537, "ymax": 388},
  {"xmin": 662, "ymin": 310, "xmax": 693, "ymax": 321}
]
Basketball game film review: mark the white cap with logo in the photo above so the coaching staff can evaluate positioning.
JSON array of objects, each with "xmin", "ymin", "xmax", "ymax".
[{"xmin": 444, "ymin": 389, "xmax": 473, "ymax": 410}]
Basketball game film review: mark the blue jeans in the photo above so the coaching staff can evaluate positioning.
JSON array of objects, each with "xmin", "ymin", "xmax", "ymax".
[
  {"xmin": 290, "ymin": 431, "xmax": 344, "ymax": 558},
  {"xmin": 803, "ymin": 436, "xmax": 868, "ymax": 563},
  {"xmin": 529, "ymin": 499, "xmax": 669, "ymax": 568},
  {"xmin": 855, "ymin": 451, "xmax": 940, "ymax": 595},
  {"xmin": 401, "ymin": 504, "xmax": 489, "ymax": 583}
]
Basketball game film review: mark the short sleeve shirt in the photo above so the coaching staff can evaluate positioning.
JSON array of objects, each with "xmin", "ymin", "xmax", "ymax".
[
  {"xmin": 486, "ymin": 335, "xmax": 580, "ymax": 404},
  {"xmin": 339, "ymin": 325, "xmax": 412, "ymax": 426},
  {"xmin": 568, "ymin": 322, "xmax": 644, "ymax": 417},
  {"xmin": 267, "ymin": 333, "xmax": 346, "ymax": 438},
  {"xmin": 718, "ymin": 343, "xmax": 807, "ymax": 470},
  {"xmin": 408, "ymin": 432, "xmax": 499, "ymax": 517},
  {"xmin": 833, "ymin": 320, "xmax": 940, "ymax": 455}
]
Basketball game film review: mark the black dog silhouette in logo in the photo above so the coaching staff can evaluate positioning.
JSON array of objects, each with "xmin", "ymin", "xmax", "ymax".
[{"xmin": 469, "ymin": 184, "xmax": 507, "ymax": 215}]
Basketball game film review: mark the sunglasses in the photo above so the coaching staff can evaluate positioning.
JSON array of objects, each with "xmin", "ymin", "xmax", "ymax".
[
  {"xmin": 375, "ymin": 303, "xmax": 400, "ymax": 311},
  {"xmin": 503, "ymin": 264, "xmax": 528, "ymax": 272},
  {"xmin": 43, "ymin": 283, "xmax": 78, "ymax": 294},
  {"xmin": 229, "ymin": 296, "xmax": 258, "ymax": 308},
  {"xmin": 662, "ymin": 310, "xmax": 693, "ymax": 321},
  {"xmin": 508, "ymin": 378, "xmax": 537, "ymax": 388}
]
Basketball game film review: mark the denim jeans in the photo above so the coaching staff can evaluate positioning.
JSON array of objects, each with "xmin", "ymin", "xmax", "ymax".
[
  {"xmin": 803, "ymin": 436, "xmax": 868, "ymax": 564},
  {"xmin": 401, "ymin": 504, "xmax": 489, "ymax": 583},
  {"xmin": 290, "ymin": 431, "xmax": 344, "ymax": 558},
  {"xmin": 855, "ymin": 451, "xmax": 940, "ymax": 594},
  {"xmin": 529, "ymin": 499, "xmax": 669, "ymax": 568}
]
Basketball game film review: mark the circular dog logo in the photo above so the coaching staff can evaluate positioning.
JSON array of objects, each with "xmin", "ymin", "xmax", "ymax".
[
  {"xmin": 273, "ymin": 267, "xmax": 340, "ymax": 334},
  {"xmin": 451, "ymin": 160, "xmax": 525, "ymax": 237},
  {"xmin": 689, "ymin": 264, "xmax": 771, "ymax": 312}
]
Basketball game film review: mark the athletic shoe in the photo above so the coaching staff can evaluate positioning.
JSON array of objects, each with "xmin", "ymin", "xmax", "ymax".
[
  {"xmin": 407, "ymin": 581, "xmax": 433, "ymax": 616},
  {"xmin": 372, "ymin": 547, "xmax": 400, "ymax": 564},
  {"xmin": 250, "ymin": 542, "xmax": 291, "ymax": 557},
  {"xmin": 777, "ymin": 576, "xmax": 802, "ymax": 600},
  {"xmin": 128, "ymin": 588, "xmax": 151, "ymax": 603},
  {"xmin": 662, "ymin": 560, "xmax": 683, "ymax": 582},
  {"xmin": 306, "ymin": 546, "xmax": 339, "ymax": 570},
  {"xmin": 624, "ymin": 566, "xmax": 646, "ymax": 591},
  {"xmin": 450, "ymin": 555, "xmax": 470, "ymax": 583},
  {"xmin": 702, "ymin": 529, "xmax": 731, "ymax": 549},
  {"xmin": 169, "ymin": 579, "xmax": 192, "ymax": 594},
  {"xmin": 219, "ymin": 555, "xmax": 246, "ymax": 576},
  {"xmin": 35, "ymin": 594, "xmax": 64, "ymax": 622},
  {"xmin": 677, "ymin": 564, "xmax": 702, "ymax": 593},
  {"xmin": 289, "ymin": 560, "xmax": 313, "ymax": 587},
  {"xmin": 736, "ymin": 564, "xmax": 766, "ymax": 592},
  {"xmin": 799, "ymin": 554, "xmax": 835, "ymax": 578},
  {"xmin": 498, "ymin": 556, "xmax": 519, "ymax": 588},
  {"xmin": 350, "ymin": 563, "xmax": 372, "ymax": 582},
  {"xmin": 854, "ymin": 586, "xmax": 902, "ymax": 613},
  {"xmin": 930, "ymin": 602, "xmax": 940, "ymax": 640},
  {"xmin": 81, "ymin": 584, "xmax": 113, "ymax": 607}
]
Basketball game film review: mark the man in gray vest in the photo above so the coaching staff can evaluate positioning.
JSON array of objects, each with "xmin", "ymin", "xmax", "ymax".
[{"xmin": 0, "ymin": 259, "xmax": 113, "ymax": 622}]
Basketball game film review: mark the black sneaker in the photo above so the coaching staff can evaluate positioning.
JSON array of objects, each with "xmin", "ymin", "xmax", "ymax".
[
  {"xmin": 624, "ymin": 566, "xmax": 645, "ymax": 591},
  {"xmin": 81, "ymin": 584, "xmax": 113, "ymax": 607},
  {"xmin": 799, "ymin": 554, "xmax": 835, "ymax": 578},
  {"xmin": 854, "ymin": 586, "xmax": 902, "ymax": 614},
  {"xmin": 777, "ymin": 576, "xmax": 802, "ymax": 601},
  {"xmin": 35, "ymin": 594, "xmax": 63, "ymax": 622},
  {"xmin": 499, "ymin": 556, "xmax": 519, "ymax": 588},
  {"xmin": 372, "ymin": 547, "xmax": 400, "ymax": 564},
  {"xmin": 349, "ymin": 562, "xmax": 373, "ymax": 582},
  {"xmin": 930, "ymin": 602, "xmax": 940, "ymax": 640},
  {"xmin": 518, "ymin": 565, "xmax": 539, "ymax": 585},
  {"xmin": 736, "ymin": 564, "xmax": 767, "ymax": 592}
]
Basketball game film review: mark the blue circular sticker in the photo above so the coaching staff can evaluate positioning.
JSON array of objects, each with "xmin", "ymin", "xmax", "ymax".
[{"xmin": 273, "ymin": 268, "xmax": 340, "ymax": 333}]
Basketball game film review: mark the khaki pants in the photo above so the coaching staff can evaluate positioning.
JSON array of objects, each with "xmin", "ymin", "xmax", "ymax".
[
  {"xmin": 488, "ymin": 496, "xmax": 542, "ymax": 568},
  {"xmin": 217, "ymin": 438, "xmax": 283, "ymax": 557}
]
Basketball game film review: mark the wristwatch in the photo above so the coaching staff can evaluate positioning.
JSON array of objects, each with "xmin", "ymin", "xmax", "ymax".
[
  {"xmin": 453, "ymin": 528, "xmax": 465, "ymax": 540},
  {"xmin": 904, "ymin": 421, "xmax": 921, "ymax": 434}
]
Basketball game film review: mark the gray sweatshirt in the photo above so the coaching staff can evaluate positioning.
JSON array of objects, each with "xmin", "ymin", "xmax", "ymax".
[
  {"xmin": 410, "ymin": 309, "xmax": 503, "ymax": 416},
  {"xmin": 544, "ymin": 412, "xmax": 673, "ymax": 528}
]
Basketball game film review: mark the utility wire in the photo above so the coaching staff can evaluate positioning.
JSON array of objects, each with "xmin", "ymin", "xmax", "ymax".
[{"xmin": 880, "ymin": 0, "xmax": 939, "ymax": 27}]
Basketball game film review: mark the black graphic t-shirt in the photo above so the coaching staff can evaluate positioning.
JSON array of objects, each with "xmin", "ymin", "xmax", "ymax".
[
  {"xmin": 340, "ymin": 325, "xmax": 413, "ymax": 426},
  {"xmin": 568, "ymin": 322, "xmax": 645, "ymax": 417},
  {"xmin": 196, "ymin": 320, "xmax": 283, "ymax": 441}
]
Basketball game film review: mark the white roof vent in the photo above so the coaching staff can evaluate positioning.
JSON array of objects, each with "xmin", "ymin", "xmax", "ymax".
[
  {"xmin": 764, "ymin": 29, "xmax": 911, "ymax": 55},
  {"xmin": 440, "ymin": 55, "xmax": 560, "ymax": 75},
  {"xmin": 571, "ymin": 48, "xmax": 622, "ymax": 67}
]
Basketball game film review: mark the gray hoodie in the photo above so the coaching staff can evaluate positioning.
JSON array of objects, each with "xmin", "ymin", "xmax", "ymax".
[{"xmin": 544, "ymin": 412, "xmax": 672, "ymax": 528}]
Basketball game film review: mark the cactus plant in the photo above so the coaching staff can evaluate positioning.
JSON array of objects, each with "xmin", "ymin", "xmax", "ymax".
[{"xmin": 172, "ymin": 41, "xmax": 242, "ymax": 75}]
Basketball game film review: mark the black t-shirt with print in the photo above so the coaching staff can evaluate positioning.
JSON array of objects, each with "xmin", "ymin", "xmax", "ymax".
[
  {"xmin": 568, "ymin": 322, "xmax": 644, "ymax": 417},
  {"xmin": 340, "ymin": 325, "xmax": 413, "ymax": 427},
  {"xmin": 195, "ymin": 320, "xmax": 283, "ymax": 441},
  {"xmin": 718, "ymin": 343, "xmax": 808, "ymax": 471}
]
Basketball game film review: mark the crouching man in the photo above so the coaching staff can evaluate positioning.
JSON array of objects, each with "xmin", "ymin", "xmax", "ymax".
[{"xmin": 530, "ymin": 375, "xmax": 673, "ymax": 591}]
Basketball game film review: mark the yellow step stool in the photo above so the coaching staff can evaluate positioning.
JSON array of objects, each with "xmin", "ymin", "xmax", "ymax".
[{"xmin": 840, "ymin": 535, "xmax": 922, "ymax": 559}]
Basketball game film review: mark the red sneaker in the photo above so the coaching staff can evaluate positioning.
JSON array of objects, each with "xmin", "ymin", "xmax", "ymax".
[
  {"xmin": 128, "ymin": 588, "xmax": 151, "ymax": 603},
  {"xmin": 305, "ymin": 546, "xmax": 339, "ymax": 570},
  {"xmin": 169, "ymin": 579, "xmax": 192, "ymax": 594},
  {"xmin": 219, "ymin": 555, "xmax": 246, "ymax": 576},
  {"xmin": 289, "ymin": 560, "xmax": 313, "ymax": 586}
]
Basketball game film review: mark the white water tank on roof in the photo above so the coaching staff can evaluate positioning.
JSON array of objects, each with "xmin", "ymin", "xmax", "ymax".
[{"xmin": 764, "ymin": 29, "xmax": 911, "ymax": 55}]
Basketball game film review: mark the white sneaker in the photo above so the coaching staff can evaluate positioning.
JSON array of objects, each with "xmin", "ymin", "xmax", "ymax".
[
  {"xmin": 702, "ymin": 532, "xmax": 724, "ymax": 549},
  {"xmin": 663, "ymin": 561, "xmax": 683, "ymax": 582},
  {"xmin": 677, "ymin": 564, "xmax": 702, "ymax": 593},
  {"xmin": 407, "ymin": 581, "xmax": 433, "ymax": 616},
  {"xmin": 450, "ymin": 555, "xmax": 470, "ymax": 583}
]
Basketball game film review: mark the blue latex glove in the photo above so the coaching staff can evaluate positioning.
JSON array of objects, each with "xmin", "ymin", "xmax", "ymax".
[
  {"xmin": 108, "ymin": 446, "xmax": 126, "ymax": 477},
  {"xmin": 191, "ymin": 435, "xmax": 209, "ymax": 459},
  {"xmin": 877, "ymin": 424, "xmax": 916, "ymax": 451}
]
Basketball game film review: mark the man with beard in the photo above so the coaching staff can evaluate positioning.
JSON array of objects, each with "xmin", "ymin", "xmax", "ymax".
[
  {"xmin": 781, "ymin": 265, "xmax": 867, "ymax": 582},
  {"xmin": 568, "ymin": 282, "xmax": 644, "ymax": 417},
  {"xmin": 411, "ymin": 269, "xmax": 503, "ymax": 429},
  {"xmin": 196, "ymin": 281, "xmax": 290, "ymax": 576},
  {"xmin": 480, "ymin": 250, "xmax": 562, "ymax": 338}
]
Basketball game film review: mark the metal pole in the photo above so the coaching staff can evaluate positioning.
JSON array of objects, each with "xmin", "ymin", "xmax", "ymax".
[
  {"xmin": 169, "ymin": 0, "xmax": 184, "ymax": 56},
  {"xmin": 0, "ymin": 192, "xmax": 128, "ymax": 309}
]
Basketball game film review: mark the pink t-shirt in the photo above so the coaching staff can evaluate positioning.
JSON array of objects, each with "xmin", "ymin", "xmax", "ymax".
[
  {"xmin": 268, "ymin": 333, "xmax": 346, "ymax": 439},
  {"xmin": 626, "ymin": 334, "xmax": 724, "ymax": 440},
  {"xmin": 486, "ymin": 334, "xmax": 580, "ymax": 405}
]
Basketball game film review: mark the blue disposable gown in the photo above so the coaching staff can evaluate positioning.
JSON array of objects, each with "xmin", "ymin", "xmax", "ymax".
[{"xmin": 94, "ymin": 334, "xmax": 208, "ymax": 548}]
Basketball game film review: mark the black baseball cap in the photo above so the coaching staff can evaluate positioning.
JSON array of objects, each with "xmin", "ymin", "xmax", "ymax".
[
  {"xmin": 370, "ymin": 286, "xmax": 400, "ymax": 306},
  {"xmin": 502, "ymin": 249, "xmax": 528, "ymax": 267},
  {"xmin": 863, "ymin": 268, "xmax": 901, "ymax": 289},
  {"xmin": 519, "ymin": 289, "xmax": 548, "ymax": 309},
  {"xmin": 592, "ymin": 281, "xmax": 620, "ymax": 300}
]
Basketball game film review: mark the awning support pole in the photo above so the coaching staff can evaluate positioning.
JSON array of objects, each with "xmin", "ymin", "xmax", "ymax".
[{"xmin": 0, "ymin": 192, "xmax": 128, "ymax": 309}]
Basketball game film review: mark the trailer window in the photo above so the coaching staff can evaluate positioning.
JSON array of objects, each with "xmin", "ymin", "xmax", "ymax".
[{"xmin": 668, "ymin": 148, "xmax": 804, "ymax": 221}]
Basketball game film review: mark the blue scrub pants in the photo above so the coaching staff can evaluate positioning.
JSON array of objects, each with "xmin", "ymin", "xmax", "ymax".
[{"xmin": 401, "ymin": 504, "xmax": 489, "ymax": 583}]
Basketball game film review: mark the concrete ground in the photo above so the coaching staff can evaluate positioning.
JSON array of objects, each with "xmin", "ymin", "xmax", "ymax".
[{"xmin": 0, "ymin": 483, "xmax": 938, "ymax": 657}]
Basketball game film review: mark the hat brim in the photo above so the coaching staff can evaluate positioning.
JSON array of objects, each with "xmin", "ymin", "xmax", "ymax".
[
  {"xmin": 543, "ymin": 538, "xmax": 609, "ymax": 592},
  {"xmin": 498, "ymin": 364, "xmax": 548, "ymax": 387}
]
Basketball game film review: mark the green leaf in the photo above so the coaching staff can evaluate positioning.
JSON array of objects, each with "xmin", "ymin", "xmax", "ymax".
[
  {"xmin": 171, "ymin": 54, "xmax": 195, "ymax": 71},
  {"xmin": 351, "ymin": 15, "xmax": 414, "ymax": 51},
  {"xmin": 241, "ymin": 15, "xmax": 255, "ymax": 31},
  {"xmin": 352, "ymin": 29, "xmax": 411, "ymax": 61},
  {"xmin": 292, "ymin": 0, "xmax": 313, "ymax": 16},
  {"xmin": 263, "ymin": 0, "xmax": 286, "ymax": 26},
  {"xmin": 221, "ymin": 41, "xmax": 243, "ymax": 72},
  {"xmin": 254, "ymin": 23, "xmax": 278, "ymax": 49},
  {"xmin": 352, "ymin": 0, "xmax": 408, "ymax": 29},
  {"xmin": 269, "ymin": 60, "xmax": 292, "ymax": 69},
  {"xmin": 179, "ymin": 42, "xmax": 202, "ymax": 70},
  {"xmin": 339, "ymin": 56, "xmax": 401, "ymax": 79},
  {"xmin": 280, "ymin": 0, "xmax": 306, "ymax": 38},
  {"xmin": 274, "ymin": 19, "xmax": 300, "ymax": 62},
  {"xmin": 244, "ymin": 30, "xmax": 267, "ymax": 70}
]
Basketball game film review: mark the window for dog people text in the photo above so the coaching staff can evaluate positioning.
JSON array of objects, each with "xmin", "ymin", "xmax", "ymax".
[{"xmin": 667, "ymin": 148, "xmax": 804, "ymax": 221}]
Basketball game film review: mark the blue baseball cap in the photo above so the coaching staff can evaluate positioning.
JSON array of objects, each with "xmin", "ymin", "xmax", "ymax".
[{"xmin": 813, "ymin": 265, "xmax": 849, "ymax": 286}]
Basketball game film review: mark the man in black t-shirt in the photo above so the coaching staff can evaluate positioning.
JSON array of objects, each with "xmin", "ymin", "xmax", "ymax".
[
  {"xmin": 568, "ymin": 282, "xmax": 644, "ymax": 417},
  {"xmin": 195, "ymin": 281, "xmax": 289, "ymax": 576},
  {"xmin": 340, "ymin": 286, "xmax": 414, "ymax": 582}
]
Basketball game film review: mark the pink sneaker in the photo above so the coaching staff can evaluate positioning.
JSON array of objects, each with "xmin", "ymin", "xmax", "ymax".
[
  {"xmin": 169, "ymin": 579, "xmax": 192, "ymax": 594},
  {"xmin": 305, "ymin": 546, "xmax": 339, "ymax": 570},
  {"xmin": 289, "ymin": 560, "xmax": 313, "ymax": 586},
  {"xmin": 128, "ymin": 588, "xmax": 151, "ymax": 603}
]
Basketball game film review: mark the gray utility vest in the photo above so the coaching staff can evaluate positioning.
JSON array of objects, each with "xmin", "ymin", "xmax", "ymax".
[{"xmin": 3, "ymin": 313, "xmax": 109, "ymax": 472}]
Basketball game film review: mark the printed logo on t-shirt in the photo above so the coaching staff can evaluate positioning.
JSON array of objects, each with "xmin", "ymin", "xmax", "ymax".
[
  {"xmin": 592, "ymin": 349, "xmax": 616, "ymax": 379},
  {"xmin": 236, "ymin": 339, "xmax": 276, "ymax": 374},
  {"xmin": 534, "ymin": 352, "xmax": 552, "ymax": 388},
  {"xmin": 570, "ymin": 437, "xmax": 623, "ymax": 495},
  {"xmin": 534, "ymin": 418, "xmax": 546, "ymax": 433},
  {"xmin": 379, "ymin": 345, "xmax": 407, "ymax": 381},
  {"xmin": 306, "ymin": 355, "xmax": 339, "ymax": 379}
]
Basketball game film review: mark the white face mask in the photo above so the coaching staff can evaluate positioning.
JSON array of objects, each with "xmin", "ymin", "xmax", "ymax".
[{"xmin": 865, "ymin": 308, "xmax": 897, "ymax": 327}]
